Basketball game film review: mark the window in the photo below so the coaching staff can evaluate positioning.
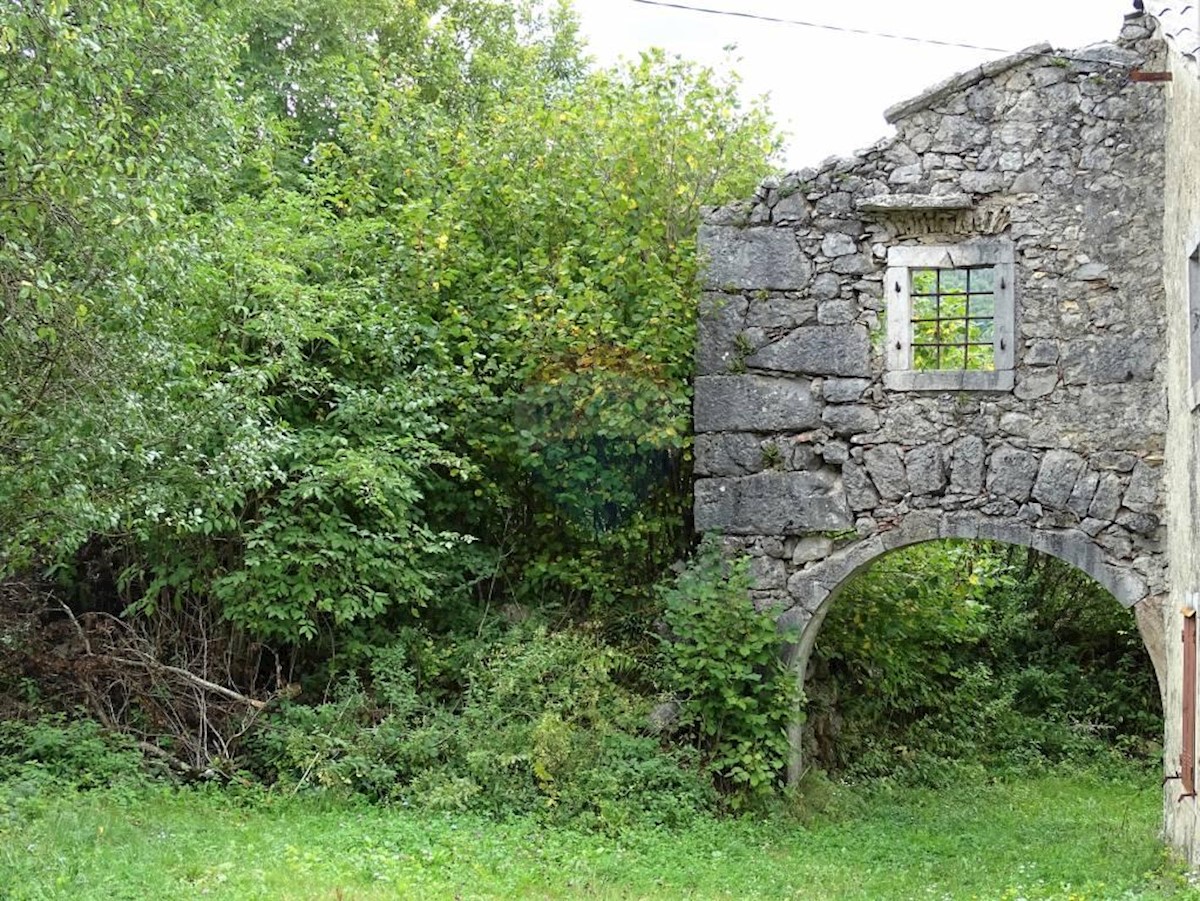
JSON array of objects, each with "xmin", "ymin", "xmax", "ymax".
[
  {"xmin": 885, "ymin": 240, "xmax": 1015, "ymax": 391},
  {"xmin": 1189, "ymin": 243, "xmax": 1200, "ymax": 409},
  {"xmin": 1183, "ymin": 603, "xmax": 1197, "ymax": 799}
]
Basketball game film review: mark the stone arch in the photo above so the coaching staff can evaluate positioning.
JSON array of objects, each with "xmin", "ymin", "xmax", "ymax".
[{"xmin": 778, "ymin": 510, "xmax": 1164, "ymax": 781}]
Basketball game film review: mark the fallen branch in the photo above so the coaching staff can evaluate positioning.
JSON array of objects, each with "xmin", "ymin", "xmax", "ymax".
[
  {"xmin": 106, "ymin": 655, "xmax": 268, "ymax": 710},
  {"xmin": 135, "ymin": 740, "xmax": 205, "ymax": 777}
]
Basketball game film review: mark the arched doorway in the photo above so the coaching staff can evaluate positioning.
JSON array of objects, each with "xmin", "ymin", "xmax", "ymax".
[
  {"xmin": 795, "ymin": 537, "xmax": 1162, "ymax": 783},
  {"xmin": 780, "ymin": 514, "xmax": 1167, "ymax": 782}
]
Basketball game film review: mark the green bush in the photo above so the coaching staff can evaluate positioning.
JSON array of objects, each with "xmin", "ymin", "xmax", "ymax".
[
  {"xmin": 660, "ymin": 539, "xmax": 800, "ymax": 805},
  {"xmin": 0, "ymin": 716, "xmax": 147, "ymax": 791},
  {"xmin": 252, "ymin": 625, "xmax": 713, "ymax": 829}
]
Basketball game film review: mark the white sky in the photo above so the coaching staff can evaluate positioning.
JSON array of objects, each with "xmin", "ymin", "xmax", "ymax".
[{"xmin": 571, "ymin": 0, "xmax": 1138, "ymax": 169}]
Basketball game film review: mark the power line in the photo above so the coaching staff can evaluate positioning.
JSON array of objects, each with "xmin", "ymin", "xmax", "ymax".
[
  {"xmin": 629, "ymin": 0, "xmax": 1014, "ymax": 54},
  {"xmin": 627, "ymin": 0, "xmax": 1143, "ymax": 68}
]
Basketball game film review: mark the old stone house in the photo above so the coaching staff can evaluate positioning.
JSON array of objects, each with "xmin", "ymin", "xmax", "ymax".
[{"xmin": 695, "ymin": 3, "xmax": 1200, "ymax": 859}]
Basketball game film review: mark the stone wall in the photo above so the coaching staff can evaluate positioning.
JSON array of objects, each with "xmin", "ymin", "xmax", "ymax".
[
  {"xmin": 695, "ymin": 16, "xmax": 1172, "ymax": 787},
  {"xmin": 1160, "ymin": 12, "xmax": 1200, "ymax": 863}
]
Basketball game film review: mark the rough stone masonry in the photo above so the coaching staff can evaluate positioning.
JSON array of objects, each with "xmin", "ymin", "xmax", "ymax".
[{"xmin": 694, "ymin": 18, "xmax": 1172, "ymax": 778}]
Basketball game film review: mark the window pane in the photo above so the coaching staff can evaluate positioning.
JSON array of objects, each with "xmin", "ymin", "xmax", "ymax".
[
  {"xmin": 967, "ymin": 318, "xmax": 995, "ymax": 342},
  {"xmin": 969, "ymin": 293, "xmax": 995, "ymax": 317},
  {"xmin": 967, "ymin": 345, "xmax": 996, "ymax": 370},
  {"xmin": 911, "ymin": 269, "xmax": 938, "ymax": 294},
  {"xmin": 940, "ymin": 269, "xmax": 968, "ymax": 294},
  {"xmin": 969, "ymin": 267, "xmax": 995, "ymax": 292},
  {"xmin": 912, "ymin": 320, "xmax": 939, "ymax": 345},
  {"xmin": 941, "ymin": 346, "xmax": 967, "ymax": 369},
  {"xmin": 941, "ymin": 294, "xmax": 967, "ymax": 319},
  {"xmin": 913, "ymin": 345, "xmax": 939, "ymax": 370},
  {"xmin": 912, "ymin": 295, "xmax": 938, "ymax": 320},
  {"xmin": 903, "ymin": 262, "xmax": 1004, "ymax": 375},
  {"xmin": 941, "ymin": 319, "xmax": 966, "ymax": 345}
]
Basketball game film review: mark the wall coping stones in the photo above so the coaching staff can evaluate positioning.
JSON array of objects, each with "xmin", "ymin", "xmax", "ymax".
[{"xmin": 883, "ymin": 42, "xmax": 1053, "ymax": 123}]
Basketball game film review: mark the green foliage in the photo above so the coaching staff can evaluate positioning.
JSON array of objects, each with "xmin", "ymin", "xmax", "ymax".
[
  {"xmin": 253, "ymin": 625, "xmax": 713, "ymax": 829},
  {"xmin": 0, "ymin": 0, "xmax": 779, "ymax": 652},
  {"xmin": 808, "ymin": 541, "xmax": 1162, "ymax": 783},
  {"xmin": 0, "ymin": 716, "xmax": 145, "ymax": 791},
  {"xmin": 661, "ymin": 540, "xmax": 800, "ymax": 803},
  {"xmin": 155, "ymin": 191, "xmax": 472, "ymax": 641},
  {"xmin": 0, "ymin": 0, "xmax": 240, "ymax": 570}
]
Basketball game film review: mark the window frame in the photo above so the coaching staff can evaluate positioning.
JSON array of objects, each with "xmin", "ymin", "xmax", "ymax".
[
  {"xmin": 884, "ymin": 240, "xmax": 1016, "ymax": 392},
  {"xmin": 1183, "ymin": 599, "xmax": 1198, "ymax": 799},
  {"xmin": 1187, "ymin": 241, "xmax": 1200, "ymax": 410}
]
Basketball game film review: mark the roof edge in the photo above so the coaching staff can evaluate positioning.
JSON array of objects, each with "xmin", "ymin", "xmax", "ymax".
[
  {"xmin": 883, "ymin": 42, "xmax": 1052, "ymax": 124},
  {"xmin": 1143, "ymin": 2, "xmax": 1199, "ymax": 72}
]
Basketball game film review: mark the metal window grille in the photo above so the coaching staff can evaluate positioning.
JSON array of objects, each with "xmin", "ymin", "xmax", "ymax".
[{"xmin": 909, "ymin": 266, "xmax": 997, "ymax": 372}]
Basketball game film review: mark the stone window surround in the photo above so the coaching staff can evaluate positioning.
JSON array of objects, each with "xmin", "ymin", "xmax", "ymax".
[{"xmin": 884, "ymin": 239, "xmax": 1016, "ymax": 392}]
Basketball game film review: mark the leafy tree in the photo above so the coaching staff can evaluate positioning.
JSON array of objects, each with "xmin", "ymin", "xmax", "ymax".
[
  {"xmin": 0, "ymin": 0, "xmax": 778, "ymax": 651},
  {"xmin": 0, "ymin": 0, "xmax": 242, "ymax": 570}
]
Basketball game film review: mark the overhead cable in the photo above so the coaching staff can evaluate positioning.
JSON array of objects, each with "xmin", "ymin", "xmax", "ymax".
[{"xmin": 627, "ymin": 0, "xmax": 1144, "ymax": 68}]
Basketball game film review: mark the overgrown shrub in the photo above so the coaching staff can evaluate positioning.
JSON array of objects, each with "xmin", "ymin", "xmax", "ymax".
[
  {"xmin": 660, "ymin": 540, "xmax": 800, "ymax": 805},
  {"xmin": 0, "ymin": 717, "xmax": 147, "ymax": 791},
  {"xmin": 252, "ymin": 625, "xmax": 713, "ymax": 829}
]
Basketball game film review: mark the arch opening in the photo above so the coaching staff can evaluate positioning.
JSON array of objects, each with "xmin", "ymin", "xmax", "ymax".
[{"xmin": 786, "ymin": 535, "xmax": 1165, "ymax": 785}]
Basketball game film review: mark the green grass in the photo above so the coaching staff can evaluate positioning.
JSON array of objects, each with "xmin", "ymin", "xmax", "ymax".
[{"xmin": 0, "ymin": 769, "xmax": 1194, "ymax": 900}]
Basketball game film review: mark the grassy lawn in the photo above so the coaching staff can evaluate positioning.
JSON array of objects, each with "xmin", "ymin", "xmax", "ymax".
[{"xmin": 0, "ymin": 770, "xmax": 1194, "ymax": 900}]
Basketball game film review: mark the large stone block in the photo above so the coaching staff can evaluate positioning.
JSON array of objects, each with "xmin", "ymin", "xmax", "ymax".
[
  {"xmin": 906, "ymin": 443, "xmax": 947, "ymax": 496},
  {"xmin": 1089, "ymin": 473, "xmax": 1124, "ymax": 521},
  {"xmin": 696, "ymin": 293, "xmax": 748, "ymax": 375},
  {"xmin": 1117, "ymin": 510, "xmax": 1160, "ymax": 536},
  {"xmin": 1031, "ymin": 449, "xmax": 1086, "ymax": 509},
  {"xmin": 1123, "ymin": 461, "xmax": 1160, "ymax": 513},
  {"xmin": 773, "ymin": 191, "xmax": 811, "ymax": 224},
  {"xmin": 694, "ymin": 471, "xmax": 853, "ymax": 535},
  {"xmin": 694, "ymin": 375, "xmax": 819, "ymax": 434},
  {"xmin": 1067, "ymin": 469, "xmax": 1100, "ymax": 518},
  {"xmin": 1060, "ymin": 333, "xmax": 1157, "ymax": 385},
  {"xmin": 864, "ymin": 444, "xmax": 909, "ymax": 501},
  {"xmin": 822, "ymin": 404, "xmax": 880, "ymax": 437},
  {"xmin": 822, "ymin": 378, "xmax": 871, "ymax": 403},
  {"xmin": 949, "ymin": 436, "xmax": 986, "ymax": 495},
  {"xmin": 843, "ymin": 461, "xmax": 880, "ymax": 511},
  {"xmin": 745, "ymin": 326, "xmax": 872, "ymax": 377},
  {"xmin": 792, "ymin": 535, "xmax": 834, "ymax": 564},
  {"xmin": 694, "ymin": 433, "xmax": 769, "ymax": 477},
  {"xmin": 699, "ymin": 225, "xmax": 813, "ymax": 290},
  {"xmin": 821, "ymin": 233, "xmax": 857, "ymax": 257},
  {"xmin": 749, "ymin": 555, "xmax": 788, "ymax": 591},
  {"xmin": 986, "ymin": 446, "xmax": 1040, "ymax": 502},
  {"xmin": 811, "ymin": 272, "xmax": 841, "ymax": 300},
  {"xmin": 745, "ymin": 296, "xmax": 816, "ymax": 330}
]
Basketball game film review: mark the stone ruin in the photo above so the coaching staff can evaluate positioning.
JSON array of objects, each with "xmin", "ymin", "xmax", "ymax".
[{"xmin": 693, "ymin": 16, "xmax": 1174, "ymax": 788}]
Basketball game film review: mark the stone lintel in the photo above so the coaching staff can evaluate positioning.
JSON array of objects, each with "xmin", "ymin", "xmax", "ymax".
[
  {"xmin": 857, "ymin": 193, "xmax": 974, "ymax": 214},
  {"xmin": 694, "ymin": 472, "xmax": 852, "ymax": 536}
]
